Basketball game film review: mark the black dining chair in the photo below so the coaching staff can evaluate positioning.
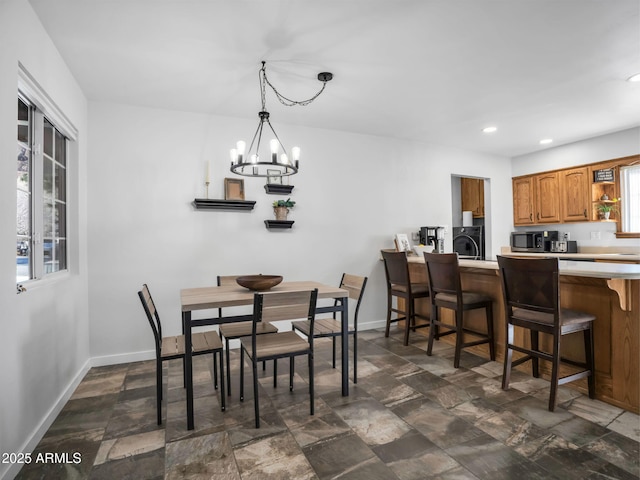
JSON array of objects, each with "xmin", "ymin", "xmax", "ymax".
[
  {"xmin": 423, "ymin": 252, "xmax": 495, "ymax": 368},
  {"xmin": 291, "ymin": 273, "xmax": 368, "ymax": 383},
  {"xmin": 240, "ymin": 289, "xmax": 318, "ymax": 428},
  {"xmin": 138, "ymin": 284, "xmax": 225, "ymax": 425},
  {"xmin": 496, "ymin": 255, "xmax": 596, "ymax": 411},
  {"xmin": 381, "ymin": 250, "xmax": 430, "ymax": 345},
  {"xmin": 217, "ymin": 275, "xmax": 278, "ymax": 396}
]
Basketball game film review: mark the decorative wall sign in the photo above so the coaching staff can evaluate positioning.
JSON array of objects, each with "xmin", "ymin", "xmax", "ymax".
[{"xmin": 593, "ymin": 168, "xmax": 614, "ymax": 182}]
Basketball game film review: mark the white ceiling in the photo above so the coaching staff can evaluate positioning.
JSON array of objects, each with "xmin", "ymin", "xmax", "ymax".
[{"xmin": 28, "ymin": 0, "xmax": 640, "ymax": 158}]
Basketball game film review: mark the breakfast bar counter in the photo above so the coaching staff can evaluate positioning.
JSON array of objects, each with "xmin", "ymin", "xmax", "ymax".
[{"xmin": 405, "ymin": 256, "xmax": 640, "ymax": 413}]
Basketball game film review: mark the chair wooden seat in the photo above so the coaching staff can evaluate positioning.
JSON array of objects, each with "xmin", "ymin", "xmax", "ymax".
[
  {"xmin": 291, "ymin": 273, "xmax": 368, "ymax": 383},
  {"xmin": 138, "ymin": 284, "xmax": 225, "ymax": 425},
  {"xmin": 424, "ymin": 252, "xmax": 495, "ymax": 368},
  {"xmin": 161, "ymin": 330, "xmax": 223, "ymax": 358},
  {"xmin": 219, "ymin": 321, "xmax": 278, "ymax": 339},
  {"xmin": 293, "ymin": 318, "xmax": 341, "ymax": 336},
  {"xmin": 240, "ymin": 289, "xmax": 318, "ymax": 428},
  {"xmin": 241, "ymin": 331, "xmax": 311, "ymax": 359},
  {"xmin": 381, "ymin": 251, "xmax": 430, "ymax": 346},
  {"xmin": 497, "ymin": 255, "xmax": 596, "ymax": 411}
]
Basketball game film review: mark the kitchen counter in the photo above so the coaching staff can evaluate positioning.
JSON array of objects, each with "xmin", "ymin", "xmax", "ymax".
[
  {"xmin": 497, "ymin": 248, "xmax": 640, "ymax": 262},
  {"xmin": 403, "ymin": 254, "xmax": 640, "ymax": 413},
  {"xmin": 408, "ymin": 256, "xmax": 640, "ymax": 279}
]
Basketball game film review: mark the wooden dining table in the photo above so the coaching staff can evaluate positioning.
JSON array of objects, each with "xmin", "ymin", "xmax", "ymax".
[{"xmin": 180, "ymin": 280, "xmax": 350, "ymax": 430}]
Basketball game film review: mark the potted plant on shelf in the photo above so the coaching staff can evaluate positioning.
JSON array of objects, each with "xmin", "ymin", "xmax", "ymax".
[
  {"xmin": 596, "ymin": 198, "xmax": 620, "ymax": 220},
  {"xmin": 273, "ymin": 198, "xmax": 295, "ymax": 220}
]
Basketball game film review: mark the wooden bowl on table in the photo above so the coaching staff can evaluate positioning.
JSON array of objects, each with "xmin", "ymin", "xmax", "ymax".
[{"xmin": 236, "ymin": 275, "xmax": 283, "ymax": 291}]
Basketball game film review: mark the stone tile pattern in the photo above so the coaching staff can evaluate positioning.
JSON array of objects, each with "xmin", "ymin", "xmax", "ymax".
[{"xmin": 15, "ymin": 329, "xmax": 640, "ymax": 480}]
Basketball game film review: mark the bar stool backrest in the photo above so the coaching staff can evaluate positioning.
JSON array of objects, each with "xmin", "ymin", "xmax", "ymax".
[
  {"xmin": 497, "ymin": 256, "xmax": 560, "ymax": 318},
  {"xmin": 381, "ymin": 250, "xmax": 410, "ymax": 288},
  {"xmin": 423, "ymin": 252, "xmax": 461, "ymax": 298}
]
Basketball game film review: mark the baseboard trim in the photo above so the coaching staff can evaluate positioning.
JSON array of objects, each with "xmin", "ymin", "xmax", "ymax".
[{"xmin": 90, "ymin": 349, "xmax": 155, "ymax": 367}]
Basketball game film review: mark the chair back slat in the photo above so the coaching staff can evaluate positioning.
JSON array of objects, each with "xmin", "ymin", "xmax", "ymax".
[
  {"xmin": 257, "ymin": 290, "xmax": 317, "ymax": 322},
  {"xmin": 138, "ymin": 284, "xmax": 162, "ymax": 348},
  {"xmin": 497, "ymin": 256, "xmax": 559, "ymax": 316},
  {"xmin": 381, "ymin": 251, "xmax": 410, "ymax": 287},
  {"xmin": 341, "ymin": 273, "xmax": 366, "ymax": 300},
  {"xmin": 423, "ymin": 252, "xmax": 461, "ymax": 297},
  {"xmin": 217, "ymin": 274, "xmax": 261, "ymax": 287}
]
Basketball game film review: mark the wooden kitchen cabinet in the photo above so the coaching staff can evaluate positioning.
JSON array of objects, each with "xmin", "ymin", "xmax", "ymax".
[
  {"xmin": 513, "ymin": 172, "xmax": 560, "ymax": 225},
  {"xmin": 513, "ymin": 176, "xmax": 535, "ymax": 225},
  {"xmin": 461, "ymin": 177, "xmax": 484, "ymax": 217},
  {"xmin": 535, "ymin": 172, "xmax": 561, "ymax": 223},
  {"xmin": 560, "ymin": 167, "xmax": 590, "ymax": 222}
]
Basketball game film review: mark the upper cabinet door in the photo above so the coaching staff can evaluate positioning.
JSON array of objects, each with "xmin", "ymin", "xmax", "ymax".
[
  {"xmin": 513, "ymin": 176, "xmax": 535, "ymax": 225},
  {"xmin": 560, "ymin": 167, "xmax": 590, "ymax": 222},
  {"xmin": 461, "ymin": 178, "xmax": 484, "ymax": 218},
  {"xmin": 535, "ymin": 172, "xmax": 561, "ymax": 223}
]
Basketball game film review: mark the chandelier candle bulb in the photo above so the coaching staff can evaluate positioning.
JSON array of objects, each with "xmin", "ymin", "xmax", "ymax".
[
  {"xmin": 270, "ymin": 139, "xmax": 279, "ymax": 163},
  {"xmin": 236, "ymin": 141, "xmax": 245, "ymax": 163},
  {"xmin": 230, "ymin": 148, "xmax": 237, "ymax": 166},
  {"xmin": 281, "ymin": 153, "xmax": 288, "ymax": 165},
  {"xmin": 292, "ymin": 146, "xmax": 300, "ymax": 169}
]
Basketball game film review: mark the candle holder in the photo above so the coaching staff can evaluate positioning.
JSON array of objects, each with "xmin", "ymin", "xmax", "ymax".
[{"xmin": 205, "ymin": 181, "xmax": 210, "ymax": 199}]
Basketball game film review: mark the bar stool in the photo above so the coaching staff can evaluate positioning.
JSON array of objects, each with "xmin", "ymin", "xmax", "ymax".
[
  {"xmin": 381, "ymin": 250, "xmax": 430, "ymax": 346},
  {"xmin": 496, "ymin": 255, "xmax": 596, "ymax": 411},
  {"xmin": 423, "ymin": 252, "xmax": 495, "ymax": 368}
]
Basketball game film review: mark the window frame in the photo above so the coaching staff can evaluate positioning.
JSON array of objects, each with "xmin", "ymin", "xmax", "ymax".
[{"xmin": 17, "ymin": 65, "xmax": 77, "ymax": 284}]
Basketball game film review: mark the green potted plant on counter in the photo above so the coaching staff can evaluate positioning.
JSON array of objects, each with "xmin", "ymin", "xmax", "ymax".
[{"xmin": 273, "ymin": 198, "xmax": 295, "ymax": 220}]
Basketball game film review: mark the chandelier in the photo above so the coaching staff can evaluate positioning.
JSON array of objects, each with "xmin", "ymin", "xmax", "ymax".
[{"xmin": 230, "ymin": 61, "xmax": 333, "ymax": 178}]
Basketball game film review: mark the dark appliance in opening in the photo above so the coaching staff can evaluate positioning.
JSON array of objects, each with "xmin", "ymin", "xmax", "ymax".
[{"xmin": 453, "ymin": 226, "xmax": 485, "ymax": 260}]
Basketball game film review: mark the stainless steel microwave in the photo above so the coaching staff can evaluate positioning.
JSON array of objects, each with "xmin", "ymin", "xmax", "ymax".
[
  {"xmin": 511, "ymin": 231, "xmax": 559, "ymax": 252},
  {"xmin": 510, "ymin": 231, "xmax": 544, "ymax": 252}
]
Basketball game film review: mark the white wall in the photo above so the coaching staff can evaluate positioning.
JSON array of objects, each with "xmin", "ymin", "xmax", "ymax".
[
  {"xmin": 510, "ymin": 127, "xmax": 640, "ymax": 248},
  {"xmin": 0, "ymin": 1, "xmax": 89, "ymax": 479},
  {"xmin": 87, "ymin": 101, "xmax": 514, "ymax": 363}
]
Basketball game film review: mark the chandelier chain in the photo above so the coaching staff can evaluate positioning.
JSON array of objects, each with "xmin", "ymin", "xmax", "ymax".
[{"xmin": 260, "ymin": 62, "xmax": 328, "ymax": 107}]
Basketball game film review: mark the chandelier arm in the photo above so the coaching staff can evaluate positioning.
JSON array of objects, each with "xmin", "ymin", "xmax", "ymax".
[
  {"xmin": 247, "ymin": 119, "xmax": 264, "ymax": 160},
  {"xmin": 265, "ymin": 119, "xmax": 288, "ymax": 156}
]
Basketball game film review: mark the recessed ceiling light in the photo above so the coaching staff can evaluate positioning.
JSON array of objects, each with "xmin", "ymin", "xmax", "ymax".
[
  {"xmin": 627, "ymin": 73, "xmax": 640, "ymax": 82},
  {"xmin": 482, "ymin": 126, "xmax": 497, "ymax": 133},
  {"xmin": 539, "ymin": 138, "xmax": 553, "ymax": 145}
]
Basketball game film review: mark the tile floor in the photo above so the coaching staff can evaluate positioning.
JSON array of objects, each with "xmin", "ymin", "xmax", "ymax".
[{"xmin": 15, "ymin": 328, "xmax": 640, "ymax": 479}]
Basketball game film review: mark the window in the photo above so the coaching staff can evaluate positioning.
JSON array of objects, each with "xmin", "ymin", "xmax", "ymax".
[
  {"xmin": 620, "ymin": 164, "xmax": 640, "ymax": 233},
  {"xmin": 16, "ymin": 95, "xmax": 68, "ymax": 282}
]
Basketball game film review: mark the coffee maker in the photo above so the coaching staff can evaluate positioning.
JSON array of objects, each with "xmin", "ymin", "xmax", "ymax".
[{"xmin": 419, "ymin": 226, "xmax": 446, "ymax": 253}]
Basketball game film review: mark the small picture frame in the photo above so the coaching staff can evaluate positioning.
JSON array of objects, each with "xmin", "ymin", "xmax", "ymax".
[
  {"xmin": 224, "ymin": 178, "xmax": 245, "ymax": 200},
  {"xmin": 394, "ymin": 233, "xmax": 411, "ymax": 253},
  {"xmin": 266, "ymin": 169, "xmax": 282, "ymax": 185}
]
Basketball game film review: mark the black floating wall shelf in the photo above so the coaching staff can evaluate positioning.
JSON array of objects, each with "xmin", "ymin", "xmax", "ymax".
[
  {"xmin": 264, "ymin": 220, "xmax": 294, "ymax": 229},
  {"xmin": 193, "ymin": 199, "xmax": 256, "ymax": 211},
  {"xmin": 264, "ymin": 184, "xmax": 294, "ymax": 195}
]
